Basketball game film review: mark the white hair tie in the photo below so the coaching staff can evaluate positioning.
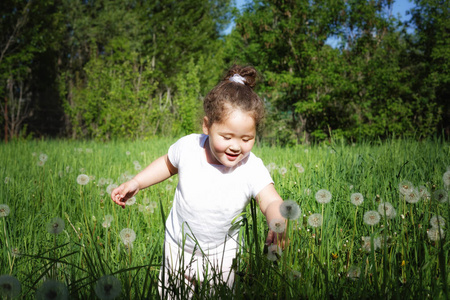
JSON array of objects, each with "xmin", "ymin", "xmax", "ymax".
[{"xmin": 229, "ymin": 74, "xmax": 246, "ymax": 85}]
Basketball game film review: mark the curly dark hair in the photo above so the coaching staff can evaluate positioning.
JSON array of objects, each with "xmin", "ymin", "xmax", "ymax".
[{"xmin": 203, "ymin": 65, "xmax": 265, "ymax": 129}]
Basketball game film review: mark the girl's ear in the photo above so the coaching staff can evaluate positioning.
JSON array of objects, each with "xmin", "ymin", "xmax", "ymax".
[{"xmin": 202, "ymin": 117, "xmax": 209, "ymax": 135}]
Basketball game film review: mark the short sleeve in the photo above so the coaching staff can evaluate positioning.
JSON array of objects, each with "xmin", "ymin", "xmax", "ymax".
[
  {"xmin": 248, "ymin": 155, "xmax": 273, "ymax": 198},
  {"xmin": 167, "ymin": 136, "xmax": 184, "ymax": 169},
  {"xmin": 167, "ymin": 134, "xmax": 200, "ymax": 169}
]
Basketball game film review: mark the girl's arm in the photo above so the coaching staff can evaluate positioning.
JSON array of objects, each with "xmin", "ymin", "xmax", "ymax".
[
  {"xmin": 111, "ymin": 154, "xmax": 178, "ymax": 208},
  {"xmin": 256, "ymin": 183, "xmax": 286, "ymax": 246}
]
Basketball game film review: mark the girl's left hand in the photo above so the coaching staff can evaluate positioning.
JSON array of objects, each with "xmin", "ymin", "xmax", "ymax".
[{"xmin": 265, "ymin": 229, "xmax": 286, "ymax": 249}]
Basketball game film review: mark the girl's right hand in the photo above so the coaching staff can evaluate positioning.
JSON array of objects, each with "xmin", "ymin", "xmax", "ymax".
[{"xmin": 111, "ymin": 179, "xmax": 140, "ymax": 209}]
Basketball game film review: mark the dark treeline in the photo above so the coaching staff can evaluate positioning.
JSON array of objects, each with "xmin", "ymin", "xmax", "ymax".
[{"xmin": 0, "ymin": 0, "xmax": 448, "ymax": 145}]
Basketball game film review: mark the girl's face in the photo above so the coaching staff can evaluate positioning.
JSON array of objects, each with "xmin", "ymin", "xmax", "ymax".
[{"xmin": 202, "ymin": 109, "xmax": 256, "ymax": 168}]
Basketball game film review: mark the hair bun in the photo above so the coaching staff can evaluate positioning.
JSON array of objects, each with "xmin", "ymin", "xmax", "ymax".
[{"xmin": 225, "ymin": 65, "xmax": 257, "ymax": 89}]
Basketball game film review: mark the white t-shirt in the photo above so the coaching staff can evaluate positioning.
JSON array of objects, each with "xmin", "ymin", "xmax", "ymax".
[{"xmin": 165, "ymin": 133, "xmax": 273, "ymax": 251}]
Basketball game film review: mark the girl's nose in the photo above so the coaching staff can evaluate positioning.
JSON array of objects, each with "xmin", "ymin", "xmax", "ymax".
[{"xmin": 229, "ymin": 143, "xmax": 240, "ymax": 152}]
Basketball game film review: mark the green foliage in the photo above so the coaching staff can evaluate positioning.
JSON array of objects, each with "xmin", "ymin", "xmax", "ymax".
[
  {"xmin": 1, "ymin": 138, "xmax": 449, "ymax": 298},
  {"xmin": 65, "ymin": 38, "xmax": 160, "ymax": 139},
  {"xmin": 0, "ymin": 0, "xmax": 449, "ymax": 143},
  {"xmin": 173, "ymin": 59, "xmax": 203, "ymax": 135}
]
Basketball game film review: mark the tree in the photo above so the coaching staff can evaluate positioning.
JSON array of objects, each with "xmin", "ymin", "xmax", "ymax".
[{"xmin": 227, "ymin": 0, "xmax": 346, "ymax": 144}]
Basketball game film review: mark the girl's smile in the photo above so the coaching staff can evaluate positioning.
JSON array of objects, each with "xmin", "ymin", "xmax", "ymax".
[{"xmin": 203, "ymin": 109, "xmax": 256, "ymax": 168}]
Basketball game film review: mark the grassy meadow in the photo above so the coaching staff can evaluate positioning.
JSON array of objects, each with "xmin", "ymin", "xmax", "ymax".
[{"xmin": 1, "ymin": 137, "xmax": 449, "ymax": 299}]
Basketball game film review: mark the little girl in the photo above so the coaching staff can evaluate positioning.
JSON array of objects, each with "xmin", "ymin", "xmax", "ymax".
[{"xmin": 111, "ymin": 65, "xmax": 285, "ymax": 298}]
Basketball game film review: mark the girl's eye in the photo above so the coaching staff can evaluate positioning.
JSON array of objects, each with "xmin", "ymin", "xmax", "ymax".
[{"xmin": 223, "ymin": 136, "xmax": 231, "ymax": 140}]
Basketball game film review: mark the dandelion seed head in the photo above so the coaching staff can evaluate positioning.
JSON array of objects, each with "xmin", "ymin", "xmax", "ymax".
[
  {"xmin": 77, "ymin": 174, "xmax": 90, "ymax": 185},
  {"xmin": 350, "ymin": 193, "xmax": 364, "ymax": 206},
  {"xmin": 106, "ymin": 184, "xmax": 118, "ymax": 195},
  {"xmin": 419, "ymin": 185, "xmax": 431, "ymax": 200},
  {"xmin": 46, "ymin": 217, "xmax": 65, "ymax": 235},
  {"xmin": 39, "ymin": 153, "xmax": 48, "ymax": 162},
  {"xmin": 120, "ymin": 228, "xmax": 136, "ymax": 246},
  {"xmin": 126, "ymin": 151, "xmax": 131, "ymax": 156},
  {"xmin": 279, "ymin": 167, "xmax": 287, "ymax": 175},
  {"xmin": 363, "ymin": 210, "xmax": 381, "ymax": 226},
  {"xmin": 361, "ymin": 236, "xmax": 381, "ymax": 252},
  {"xmin": 35, "ymin": 280, "xmax": 68, "ymax": 300},
  {"xmin": 37, "ymin": 160, "xmax": 45, "ymax": 167},
  {"xmin": 430, "ymin": 215, "xmax": 445, "ymax": 228},
  {"xmin": 398, "ymin": 180, "xmax": 414, "ymax": 195},
  {"xmin": 134, "ymin": 164, "xmax": 141, "ymax": 171},
  {"xmin": 10, "ymin": 247, "xmax": 21, "ymax": 258},
  {"xmin": 98, "ymin": 178, "xmax": 107, "ymax": 186},
  {"xmin": 269, "ymin": 218, "xmax": 286, "ymax": 233},
  {"xmin": 404, "ymin": 188, "xmax": 420, "ymax": 203},
  {"xmin": 279, "ymin": 200, "xmax": 301, "ymax": 220},
  {"xmin": 0, "ymin": 274, "xmax": 21, "ymax": 298},
  {"xmin": 315, "ymin": 189, "xmax": 332, "ymax": 204},
  {"xmin": 433, "ymin": 189, "xmax": 448, "ymax": 203},
  {"xmin": 307, "ymin": 213, "xmax": 323, "ymax": 227},
  {"xmin": 443, "ymin": 170, "xmax": 450, "ymax": 187},
  {"xmin": 125, "ymin": 197, "xmax": 136, "ymax": 206},
  {"xmin": 0, "ymin": 204, "xmax": 10, "ymax": 217},
  {"xmin": 377, "ymin": 202, "xmax": 396, "ymax": 219},
  {"xmin": 427, "ymin": 227, "xmax": 445, "ymax": 241},
  {"xmin": 294, "ymin": 163, "xmax": 305, "ymax": 173},
  {"xmin": 267, "ymin": 244, "xmax": 282, "ymax": 261},
  {"xmin": 4, "ymin": 177, "xmax": 10, "ymax": 184},
  {"xmin": 266, "ymin": 162, "xmax": 277, "ymax": 173},
  {"xmin": 95, "ymin": 275, "xmax": 122, "ymax": 300},
  {"xmin": 347, "ymin": 266, "xmax": 361, "ymax": 281}
]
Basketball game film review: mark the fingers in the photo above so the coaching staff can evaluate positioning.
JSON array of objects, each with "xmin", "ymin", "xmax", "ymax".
[
  {"xmin": 111, "ymin": 186, "xmax": 126, "ymax": 209},
  {"xmin": 265, "ymin": 230, "xmax": 287, "ymax": 249}
]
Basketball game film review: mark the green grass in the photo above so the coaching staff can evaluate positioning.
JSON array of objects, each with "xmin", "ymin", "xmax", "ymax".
[{"xmin": 1, "ymin": 137, "xmax": 449, "ymax": 299}]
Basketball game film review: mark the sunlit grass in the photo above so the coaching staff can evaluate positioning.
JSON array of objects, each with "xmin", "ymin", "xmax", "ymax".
[{"xmin": 1, "ymin": 137, "xmax": 449, "ymax": 299}]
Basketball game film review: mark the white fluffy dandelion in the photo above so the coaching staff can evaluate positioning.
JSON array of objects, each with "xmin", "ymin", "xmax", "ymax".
[
  {"xmin": 106, "ymin": 184, "xmax": 118, "ymax": 195},
  {"xmin": 347, "ymin": 266, "xmax": 361, "ymax": 281},
  {"xmin": 307, "ymin": 213, "xmax": 323, "ymax": 227},
  {"xmin": 430, "ymin": 215, "xmax": 445, "ymax": 228},
  {"xmin": 94, "ymin": 275, "xmax": 122, "ymax": 300},
  {"xmin": 350, "ymin": 193, "xmax": 364, "ymax": 206},
  {"xmin": 427, "ymin": 227, "xmax": 445, "ymax": 241},
  {"xmin": 279, "ymin": 200, "xmax": 301, "ymax": 220},
  {"xmin": 0, "ymin": 274, "xmax": 21, "ymax": 298},
  {"xmin": 361, "ymin": 236, "xmax": 381, "ymax": 252},
  {"xmin": 35, "ymin": 280, "xmax": 68, "ymax": 300},
  {"xmin": 0, "ymin": 204, "xmax": 10, "ymax": 217},
  {"xmin": 294, "ymin": 163, "xmax": 305, "ymax": 173},
  {"xmin": 398, "ymin": 180, "xmax": 414, "ymax": 195},
  {"xmin": 443, "ymin": 170, "xmax": 450, "ymax": 188},
  {"xmin": 77, "ymin": 174, "xmax": 90, "ymax": 185},
  {"xmin": 363, "ymin": 210, "xmax": 381, "ymax": 226},
  {"xmin": 377, "ymin": 202, "xmax": 396, "ymax": 219},
  {"xmin": 102, "ymin": 215, "xmax": 114, "ymax": 228},
  {"xmin": 267, "ymin": 244, "xmax": 282, "ymax": 261},
  {"xmin": 278, "ymin": 167, "xmax": 287, "ymax": 175},
  {"xmin": 266, "ymin": 162, "xmax": 277, "ymax": 173},
  {"xmin": 404, "ymin": 188, "xmax": 421, "ymax": 203},
  {"xmin": 269, "ymin": 218, "xmax": 286, "ymax": 233},
  {"xmin": 315, "ymin": 189, "xmax": 332, "ymax": 204},
  {"xmin": 125, "ymin": 197, "xmax": 136, "ymax": 206},
  {"xmin": 418, "ymin": 185, "xmax": 431, "ymax": 200},
  {"xmin": 39, "ymin": 153, "xmax": 48, "ymax": 162},
  {"xmin": 98, "ymin": 178, "xmax": 107, "ymax": 186},
  {"xmin": 46, "ymin": 217, "xmax": 65, "ymax": 235},
  {"xmin": 119, "ymin": 228, "xmax": 136, "ymax": 246},
  {"xmin": 432, "ymin": 189, "xmax": 448, "ymax": 203}
]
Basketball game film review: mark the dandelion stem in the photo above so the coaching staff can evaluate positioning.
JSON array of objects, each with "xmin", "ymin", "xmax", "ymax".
[{"xmin": 347, "ymin": 207, "xmax": 358, "ymax": 268}]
